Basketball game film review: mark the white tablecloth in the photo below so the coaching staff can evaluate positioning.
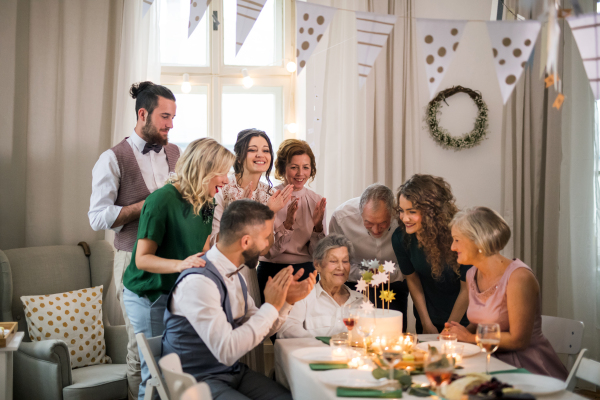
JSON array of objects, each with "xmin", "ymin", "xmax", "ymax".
[{"xmin": 274, "ymin": 337, "xmax": 585, "ymax": 400}]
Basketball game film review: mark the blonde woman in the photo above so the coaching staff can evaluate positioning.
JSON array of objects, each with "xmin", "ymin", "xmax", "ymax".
[{"xmin": 123, "ymin": 138, "xmax": 235, "ymax": 399}]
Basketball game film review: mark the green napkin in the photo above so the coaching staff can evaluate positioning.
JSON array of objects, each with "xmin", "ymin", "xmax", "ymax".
[
  {"xmin": 315, "ymin": 336, "xmax": 331, "ymax": 345},
  {"xmin": 491, "ymin": 368, "xmax": 531, "ymax": 375},
  {"xmin": 309, "ymin": 363, "xmax": 348, "ymax": 371},
  {"xmin": 336, "ymin": 387, "xmax": 403, "ymax": 398}
]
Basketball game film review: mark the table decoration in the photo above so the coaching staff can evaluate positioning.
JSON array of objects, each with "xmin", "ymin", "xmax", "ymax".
[
  {"xmin": 331, "ymin": 337, "xmax": 351, "ymax": 360},
  {"xmin": 443, "ymin": 343, "xmax": 464, "ymax": 365}
]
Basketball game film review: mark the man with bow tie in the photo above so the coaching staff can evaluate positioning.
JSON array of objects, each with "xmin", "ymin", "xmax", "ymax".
[{"xmin": 88, "ymin": 81, "xmax": 180, "ymax": 400}]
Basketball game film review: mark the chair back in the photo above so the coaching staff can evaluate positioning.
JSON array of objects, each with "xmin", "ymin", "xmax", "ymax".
[
  {"xmin": 0, "ymin": 241, "xmax": 114, "ymax": 338},
  {"xmin": 181, "ymin": 383, "xmax": 213, "ymax": 400},
  {"xmin": 159, "ymin": 353, "xmax": 198, "ymax": 400},
  {"xmin": 541, "ymin": 315, "xmax": 584, "ymax": 370},
  {"xmin": 565, "ymin": 348, "xmax": 600, "ymax": 390},
  {"xmin": 136, "ymin": 333, "xmax": 170, "ymax": 400}
]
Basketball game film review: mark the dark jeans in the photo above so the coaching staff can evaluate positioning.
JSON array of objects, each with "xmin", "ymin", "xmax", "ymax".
[
  {"xmin": 346, "ymin": 279, "xmax": 409, "ymax": 333},
  {"xmin": 257, "ymin": 261, "xmax": 316, "ymax": 304},
  {"xmin": 203, "ymin": 363, "xmax": 292, "ymax": 400}
]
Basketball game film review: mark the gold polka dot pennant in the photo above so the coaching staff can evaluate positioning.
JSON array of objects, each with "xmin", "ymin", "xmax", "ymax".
[
  {"xmin": 416, "ymin": 18, "xmax": 468, "ymax": 99},
  {"xmin": 355, "ymin": 11, "xmax": 397, "ymax": 89},
  {"xmin": 567, "ymin": 13, "xmax": 600, "ymax": 100},
  {"xmin": 142, "ymin": 0, "xmax": 155, "ymax": 18},
  {"xmin": 295, "ymin": 1, "xmax": 337, "ymax": 75},
  {"xmin": 188, "ymin": 0, "xmax": 209, "ymax": 38},
  {"xmin": 486, "ymin": 20, "xmax": 541, "ymax": 103},
  {"xmin": 235, "ymin": 0, "xmax": 267, "ymax": 55}
]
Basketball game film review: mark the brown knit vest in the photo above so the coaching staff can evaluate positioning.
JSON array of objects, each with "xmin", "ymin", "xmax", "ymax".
[{"xmin": 111, "ymin": 137, "xmax": 180, "ymax": 251}]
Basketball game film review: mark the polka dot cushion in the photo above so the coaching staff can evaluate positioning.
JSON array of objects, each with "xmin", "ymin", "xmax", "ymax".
[{"xmin": 20, "ymin": 285, "xmax": 111, "ymax": 368}]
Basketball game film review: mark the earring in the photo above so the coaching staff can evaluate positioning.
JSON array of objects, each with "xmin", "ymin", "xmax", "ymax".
[{"xmin": 478, "ymin": 249, "xmax": 482, "ymax": 253}]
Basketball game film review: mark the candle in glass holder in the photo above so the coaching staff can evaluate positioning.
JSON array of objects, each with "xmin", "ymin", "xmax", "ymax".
[
  {"xmin": 443, "ymin": 343, "xmax": 464, "ymax": 365},
  {"xmin": 330, "ymin": 337, "xmax": 350, "ymax": 360},
  {"xmin": 439, "ymin": 332, "xmax": 458, "ymax": 350},
  {"xmin": 400, "ymin": 333, "xmax": 417, "ymax": 351}
]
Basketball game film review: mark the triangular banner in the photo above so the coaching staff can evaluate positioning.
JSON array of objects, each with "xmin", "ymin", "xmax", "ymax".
[
  {"xmin": 416, "ymin": 19, "xmax": 467, "ymax": 99},
  {"xmin": 486, "ymin": 21, "xmax": 541, "ymax": 103},
  {"xmin": 567, "ymin": 13, "xmax": 600, "ymax": 99},
  {"xmin": 188, "ymin": 0, "xmax": 210, "ymax": 38},
  {"xmin": 355, "ymin": 11, "xmax": 397, "ymax": 88},
  {"xmin": 235, "ymin": 0, "xmax": 268, "ymax": 55},
  {"xmin": 296, "ymin": 2, "xmax": 337, "ymax": 75},
  {"xmin": 142, "ymin": 0, "xmax": 154, "ymax": 18}
]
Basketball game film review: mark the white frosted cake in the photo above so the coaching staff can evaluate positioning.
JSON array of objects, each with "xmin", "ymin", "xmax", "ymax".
[{"xmin": 349, "ymin": 309, "xmax": 403, "ymax": 343}]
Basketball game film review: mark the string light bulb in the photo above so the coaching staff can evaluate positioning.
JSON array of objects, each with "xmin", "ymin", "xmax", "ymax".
[
  {"xmin": 286, "ymin": 61, "xmax": 297, "ymax": 73},
  {"xmin": 285, "ymin": 123, "xmax": 298, "ymax": 133},
  {"xmin": 242, "ymin": 68, "xmax": 253, "ymax": 89},
  {"xmin": 181, "ymin": 73, "xmax": 191, "ymax": 93}
]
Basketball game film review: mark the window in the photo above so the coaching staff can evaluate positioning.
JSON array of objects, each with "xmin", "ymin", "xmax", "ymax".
[{"xmin": 159, "ymin": 0, "xmax": 294, "ymax": 151}]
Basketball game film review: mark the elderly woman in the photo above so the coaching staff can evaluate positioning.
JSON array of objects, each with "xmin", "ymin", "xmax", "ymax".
[
  {"xmin": 445, "ymin": 207, "xmax": 568, "ymax": 380},
  {"xmin": 278, "ymin": 234, "xmax": 364, "ymax": 338}
]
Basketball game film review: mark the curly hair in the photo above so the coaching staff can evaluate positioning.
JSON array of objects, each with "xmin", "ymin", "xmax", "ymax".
[
  {"xmin": 397, "ymin": 174, "xmax": 459, "ymax": 280},
  {"xmin": 169, "ymin": 138, "xmax": 235, "ymax": 216},
  {"xmin": 274, "ymin": 139, "xmax": 317, "ymax": 183},
  {"xmin": 233, "ymin": 129, "xmax": 274, "ymax": 191}
]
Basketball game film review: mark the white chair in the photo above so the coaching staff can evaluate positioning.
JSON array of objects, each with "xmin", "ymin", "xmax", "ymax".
[
  {"xmin": 159, "ymin": 353, "xmax": 199, "ymax": 400},
  {"xmin": 541, "ymin": 315, "xmax": 584, "ymax": 370},
  {"xmin": 181, "ymin": 383, "xmax": 213, "ymax": 400},
  {"xmin": 565, "ymin": 349, "xmax": 600, "ymax": 391},
  {"xmin": 136, "ymin": 333, "xmax": 170, "ymax": 400}
]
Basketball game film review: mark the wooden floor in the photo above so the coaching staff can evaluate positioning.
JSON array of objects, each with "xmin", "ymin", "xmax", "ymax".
[{"xmin": 575, "ymin": 389, "xmax": 600, "ymax": 399}]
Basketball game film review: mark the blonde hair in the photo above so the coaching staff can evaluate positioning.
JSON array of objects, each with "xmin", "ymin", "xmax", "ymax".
[
  {"xmin": 274, "ymin": 139, "xmax": 317, "ymax": 183},
  {"xmin": 450, "ymin": 207, "xmax": 511, "ymax": 256},
  {"xmin": 169, "ymin": 138, "xmax": 235, "ymax": 216}
]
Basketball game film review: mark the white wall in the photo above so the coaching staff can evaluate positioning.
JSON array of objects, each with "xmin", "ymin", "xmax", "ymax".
[{"xmin": 415, "ymin": 0, "xmax": 501, "ymax": 211}]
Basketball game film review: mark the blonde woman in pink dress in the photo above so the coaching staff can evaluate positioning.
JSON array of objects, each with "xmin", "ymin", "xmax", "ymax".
[{"xmin": 444, "ymin": 207, "xmax": 568, "ymax": 380}]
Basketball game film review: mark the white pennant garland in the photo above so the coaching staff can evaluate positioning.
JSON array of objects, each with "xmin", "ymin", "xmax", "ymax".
[
  {"xmin": 355, "ymin": 11, "xmax": 397, "ymax": 88},
  {"xmin": 486, "ymin": 20, "xmax": 541, "ymax": 103},
  {"xmin": 296, "ymin": 2, "xmax": 337, "ymax": 75},
  {"xmin": 567, "ymin": 13, "xmax": 600, "ymax": 100},
  {"xmin": 142, "ymin": 0, "xmax": 154, "ymax": 17},
  {"xmin": 235, "ymin": 0, "xmax": 268, "ymax": 55},
  {"xmin": 188, "ymin": 0, "xmax": 210, "ymax": 38},
  {"xmin": 416, "ymin": 19, "xmax": 468, "ymax": 99}
]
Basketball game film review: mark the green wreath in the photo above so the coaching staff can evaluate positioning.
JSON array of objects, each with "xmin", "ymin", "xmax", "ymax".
[{"xmin": 426, "ymin": 85, "xmax": 489, "ymax": 150}]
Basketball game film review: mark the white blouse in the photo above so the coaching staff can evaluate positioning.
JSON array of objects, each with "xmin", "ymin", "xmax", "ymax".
[{"xmin": 277, "ymin": 282, "xmax": 365, "ymax": 338}]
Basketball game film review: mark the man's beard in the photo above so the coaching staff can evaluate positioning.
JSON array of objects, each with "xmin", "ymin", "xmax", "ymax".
[
  {"xmin": 241, "ymin": 246, "xmax": 262, "ymax": 269},
  {"xmin": 141, "ymin": 114, "xmax": 168, "ymax": 146}
]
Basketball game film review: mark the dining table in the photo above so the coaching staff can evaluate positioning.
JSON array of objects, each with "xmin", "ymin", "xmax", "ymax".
[{"xmin": 274, "ymin": 337, "xmax": 586, "ymax": 400}]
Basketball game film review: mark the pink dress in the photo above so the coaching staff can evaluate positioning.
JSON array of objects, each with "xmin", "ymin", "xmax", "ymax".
[{"xmin": 466, "ymin": 259, "xmax": 568, "ymax": 380}]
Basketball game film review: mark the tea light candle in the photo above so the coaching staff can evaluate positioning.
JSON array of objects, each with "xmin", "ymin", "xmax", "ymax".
[
  {"xmin": 443, "ymin": 343, "xmax": 464, "ymax": 365},
  {"xmin": 348, "ymin": 356, "xmax": 375, "ymax": 371},
  {"xmin": 330, "ymin": 337, "xmax": 350, "ymax": 360}
]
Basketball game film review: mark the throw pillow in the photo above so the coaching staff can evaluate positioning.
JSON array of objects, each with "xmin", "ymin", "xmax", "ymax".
[{"xmin": 21, "ymin": 285, "xmax": 111, "ymax": 368}]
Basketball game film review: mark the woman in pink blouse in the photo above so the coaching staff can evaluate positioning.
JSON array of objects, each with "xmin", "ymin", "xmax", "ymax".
[
  {"xmin": 258, "ymin": 139, "xmax": 327, "ymax": 303},
  {"xmin": 212, "ymin": 129, "xmax": 293, "ymax": 245},
  {"xmin": 445, "ymin": 207, "xmax": 568, "ymax": 380}
]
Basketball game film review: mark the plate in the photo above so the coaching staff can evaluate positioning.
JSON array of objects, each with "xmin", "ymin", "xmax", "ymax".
[
  {"xmin": 316, "ymin": 369, "xmax": 387, "ymax": 389},
  {"xmin": 415, "ymin": 341, "xmax": 481, "ymax": 357},
  {"xmin": 492, "ymin": 373, "xmax": 566, "ymax": 395},
  {"xmin": 291, "ymin": 347, "xmax": 360, "ymax": 364},
  {"xmin": 417, "ymin": 334, "xmax": 439, "ymax": 342}
]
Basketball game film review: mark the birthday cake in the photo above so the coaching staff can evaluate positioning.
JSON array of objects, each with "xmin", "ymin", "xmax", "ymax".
[{"xmin": 349, "ymin": 309, "xmax": 403, "ymax": 344}]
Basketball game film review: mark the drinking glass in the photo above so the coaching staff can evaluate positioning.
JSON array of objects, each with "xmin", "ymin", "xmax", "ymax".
[
  {"xmin": 341, "ymin": 304, "xmax": 357, "ymax": 332},
  {"xmin": 355, "ymin": 309, "xmax": 375, "ymax": 352},
  {"xmin": 371, "ymin": 336, "xmax": 402, "ymax": 391},
  {"xmin": 475, "ymin": 323, "xmax": 501, "ymax": 374},
  {"xmin": 423, "ymin": 347, "xmax": 454, "ymax": 396}
]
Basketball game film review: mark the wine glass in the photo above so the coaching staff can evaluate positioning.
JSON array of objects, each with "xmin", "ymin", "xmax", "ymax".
[
  {"xmin": 371, "ymin": 336, "xmax": 402, "ymax": 391},
  {"xmin": 476, "ymin": 323, "xmax": 501, "ymax": 374},
  {"xmin": 423, "ymin": 347, "xmax": 454, "ymax": 396},
  {"xmin": 355, "ymin": 309, "xmax": 375, "ymax": 352},
  {"xmin": 341, "ymin": 304, "xmax": 357, "ymax": 332}
]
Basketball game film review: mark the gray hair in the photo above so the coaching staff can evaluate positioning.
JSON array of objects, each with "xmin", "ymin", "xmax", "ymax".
[
  {"xmin": 359, "ymin": 183, "xmax": 395, "ymax": 216},
  {"xmin": 450, "ymin": 207, "xmax": 511, "ymax": 256},
  {"xmin": 313, "ymin": 234, "xmax": 355, "ymax": 266}
]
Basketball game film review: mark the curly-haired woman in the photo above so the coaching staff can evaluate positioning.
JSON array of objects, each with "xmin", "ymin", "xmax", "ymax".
[
  {"xmin": 122, "ymin": 138, "xmax": 235, "ymax": 399},
  {"xmin": 211, "ymin": 129, "xmax": 293, "ymax": 245},
  {"xmin": 391, "ymin": 174, "xmax": 471, "ymax": 334}
]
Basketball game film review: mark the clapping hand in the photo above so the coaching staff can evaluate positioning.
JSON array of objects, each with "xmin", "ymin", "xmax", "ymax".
[
  {"xmin": 283, "ymin": 197, "xmax": 299, "ymax": 230},
  {"xmin": 312, "ymin": 198, "xmax": 327, "ymax": 232},
  {"xmin": 267, "ymin": 184, "xmax": 293, "ymax": 213},
  {"xmin": 285, "ymin": 269, "xmax": 317, "ymax": 305},
  {"xmin": 264, "ymin": 266, "xmax": 294, "ymax": 311},
  {"xmin": 175, "ymin": 252, "xmax": 206, "ymax": 272}
]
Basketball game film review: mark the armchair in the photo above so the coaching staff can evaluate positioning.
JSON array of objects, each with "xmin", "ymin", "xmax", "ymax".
[{"xmin": 0, "ymin": 240, "xmax": 128, "ymax": 400}]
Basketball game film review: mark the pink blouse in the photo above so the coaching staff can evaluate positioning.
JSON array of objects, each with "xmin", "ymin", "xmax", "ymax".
[{"xmin": 260, "ymin": 184, "xmax": 327, "ymax": 264}]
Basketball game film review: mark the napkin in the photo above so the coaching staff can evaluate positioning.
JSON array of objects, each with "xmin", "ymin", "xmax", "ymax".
[
  {"xmin": 316, "ymin": 336, "xmax": 331, "ymax": 345},
  {"xmin": 490, "ymin": 368, "xmax": 531, "ymax": 375},
  {"xmin": 309, "ymin": 363, "xmax": 348, "ymax": 371},
  {"xmin": 336, "ymin": 387, "xmax": 403, "ymax": 398}
]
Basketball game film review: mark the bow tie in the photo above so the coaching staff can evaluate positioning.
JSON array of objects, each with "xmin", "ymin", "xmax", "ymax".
[{"xmin": 142, "ymin": 143, "xmax": 163, "ymax": 155}]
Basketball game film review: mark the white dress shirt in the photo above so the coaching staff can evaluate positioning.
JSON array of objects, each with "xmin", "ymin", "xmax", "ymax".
[
  {"xmin": 88, "ymin": 132, "xmax": 171, "ymax": 232},
  {"xmin": 171, "ymin": 246, "xmax": 293, "ymax": 367},
  {"xmin": 329, "ymin": 197, "xmax": 404, "ymax": 283},
  {"xmin": 277, "ymin": 282, "xmax": 365, "ymax": 338}
]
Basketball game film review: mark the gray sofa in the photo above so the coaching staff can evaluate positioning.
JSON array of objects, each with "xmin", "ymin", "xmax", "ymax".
[{"xmin": 0, "ymin": 241, "xmax": 128, "ymax": 400}]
